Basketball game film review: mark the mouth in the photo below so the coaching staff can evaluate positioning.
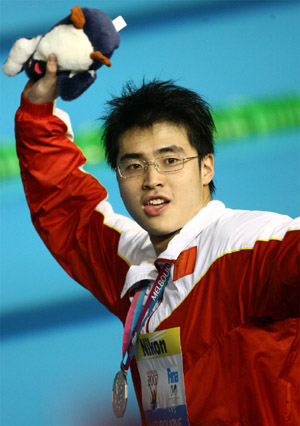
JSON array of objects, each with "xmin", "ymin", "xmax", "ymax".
[{"xmin": 142, "ymin": 197, "xmax": 170, "ymax": 216}]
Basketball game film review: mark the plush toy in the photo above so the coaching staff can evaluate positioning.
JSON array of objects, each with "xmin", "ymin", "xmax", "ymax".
[{"xmin": 2, "ymin": 6, "xmax": 126, "ymax": 100}]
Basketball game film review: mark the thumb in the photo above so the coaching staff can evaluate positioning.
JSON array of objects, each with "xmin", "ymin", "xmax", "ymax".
[{"xmin": 44, "ymin": 54, "xmax": 58, "ymax": 79}]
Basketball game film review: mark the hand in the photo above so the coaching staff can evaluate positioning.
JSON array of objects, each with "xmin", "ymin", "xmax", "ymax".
[{"xmin": 23, "ymin": 54, "xmax": 59, "ymax": 104}]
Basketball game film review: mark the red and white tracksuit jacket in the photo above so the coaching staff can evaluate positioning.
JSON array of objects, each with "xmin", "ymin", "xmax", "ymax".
[{"xmin": 15, "ymin": 94, "xmax": 300, "ymax": 426}]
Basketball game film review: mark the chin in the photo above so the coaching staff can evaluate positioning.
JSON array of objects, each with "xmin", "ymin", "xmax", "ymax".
[
  {"xmin": 148, "ymin": 226, "xmax": 181, "ymax": 238},
  {"xmin": 136, "ymin": 214, "xmax": 181, "ymax": 238}
]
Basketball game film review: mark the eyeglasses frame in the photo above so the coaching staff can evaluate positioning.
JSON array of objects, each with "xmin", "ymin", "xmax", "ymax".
[{"xmin": 115, "ymin": 155, "xmax": 201, "ymax": 179}]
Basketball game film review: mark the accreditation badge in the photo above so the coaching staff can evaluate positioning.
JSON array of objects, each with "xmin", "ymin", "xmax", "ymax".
[{"xmin": 135, "ymin": 327, "xmax": 189, "ymax": 425}]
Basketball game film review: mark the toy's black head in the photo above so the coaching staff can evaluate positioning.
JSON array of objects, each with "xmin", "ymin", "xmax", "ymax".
[{"xmin": 25, "ymin": 57, "xmax": 47, "ymax": 81}]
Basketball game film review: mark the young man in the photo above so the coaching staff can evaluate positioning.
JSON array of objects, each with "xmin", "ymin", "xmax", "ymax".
[{"xmin": 15, "ymin": 55, "xmax": 299, "ymax": 425}]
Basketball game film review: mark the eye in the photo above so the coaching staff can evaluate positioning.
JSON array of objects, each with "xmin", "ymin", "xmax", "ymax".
[
  {"xmin": 163, "ymin": 157, "xmax": 181, "ymax": 166},
  {"xmin": 128, "ymin": 163, "xmax": 142, "ymax": 170},
  {"xmin": 123, "ymin": 162, "xmax": 143, "ymax": 172}
]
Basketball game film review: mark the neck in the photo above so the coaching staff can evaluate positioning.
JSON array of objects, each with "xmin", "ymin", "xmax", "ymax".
[{"xmin": 150, "ymin": 230, "xmax": 181, "ymax": 256}]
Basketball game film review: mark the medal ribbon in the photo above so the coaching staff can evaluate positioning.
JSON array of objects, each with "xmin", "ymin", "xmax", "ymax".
[{"xmin": 121, "ymin": 263, "xmax": 171, "ymax": 372}]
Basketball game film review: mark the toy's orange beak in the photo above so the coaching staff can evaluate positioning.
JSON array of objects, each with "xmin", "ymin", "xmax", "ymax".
[
  {"xmin": 71, "ymin": 6, "xmax": 86, "ymax": 29},
  {"xmin": 90, "ymin": 51, "xmax": 112, "ymax": 67}
]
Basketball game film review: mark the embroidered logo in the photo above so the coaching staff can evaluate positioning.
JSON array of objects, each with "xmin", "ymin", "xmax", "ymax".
[{"xmin": 173, "ymin": 246, "xmax": 197, "ymax": 281}]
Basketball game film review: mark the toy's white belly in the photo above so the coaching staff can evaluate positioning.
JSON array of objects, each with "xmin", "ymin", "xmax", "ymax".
[{"xmin": 34, "ymin": 25, "xmax": 93, "ymax": 71}]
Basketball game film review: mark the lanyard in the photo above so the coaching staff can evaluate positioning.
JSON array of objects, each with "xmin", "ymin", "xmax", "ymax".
[{"xmin": 121, "ymin": 263, "xmax": 171, "ymax": 372}]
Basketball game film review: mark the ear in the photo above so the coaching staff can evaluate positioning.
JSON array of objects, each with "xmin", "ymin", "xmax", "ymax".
[{"xmin": 201, "ymin": 154, "xmax": 214, "ymax": 186}]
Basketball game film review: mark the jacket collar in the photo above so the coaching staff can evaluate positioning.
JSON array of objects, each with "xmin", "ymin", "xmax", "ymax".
[
  {"xmin": 120, "ymin": 200, "xmax": 225, "ymax": 298},
  {"xmin": 157, "ymin": 200, "xmax": 225, "ymax": 261}
]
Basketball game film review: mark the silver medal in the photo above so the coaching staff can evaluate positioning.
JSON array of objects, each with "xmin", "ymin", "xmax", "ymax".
[{"xmin": 112, "ymin": 370, "xmax": 128, "ymax": 418}]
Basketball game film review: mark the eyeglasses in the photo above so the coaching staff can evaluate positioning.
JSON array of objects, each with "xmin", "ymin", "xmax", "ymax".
[{"xmin": 116, "ymin": 155, "xmax": 201, "ymax": 179}]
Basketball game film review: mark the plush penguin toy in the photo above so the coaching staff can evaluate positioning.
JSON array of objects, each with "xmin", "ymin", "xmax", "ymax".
[{"xmin": 2, "ymin": 6, "xmax": 126, "ymax": 100}]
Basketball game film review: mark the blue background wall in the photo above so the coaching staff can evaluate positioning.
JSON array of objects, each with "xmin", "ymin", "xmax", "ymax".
[{"xmin": 1, "ymin": 1, "xmax": 299, "ymax": 425}]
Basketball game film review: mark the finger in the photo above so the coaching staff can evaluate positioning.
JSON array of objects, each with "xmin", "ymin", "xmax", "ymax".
[
  {"xmin": 44, "ymin": 54, "xmax": 58, "ymax": 78},
  {"xmin": 42, "ymin": 54, "xmax": 58, "ymax": 99}
]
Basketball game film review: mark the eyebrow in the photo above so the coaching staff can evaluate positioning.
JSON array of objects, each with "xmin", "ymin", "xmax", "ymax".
[{"xmin": 119, "ymin": 145, "xmax": 185, "ymax": 163}]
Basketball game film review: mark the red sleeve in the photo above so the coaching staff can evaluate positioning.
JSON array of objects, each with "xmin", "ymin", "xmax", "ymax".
[
  {"xmin": 250, "ymin": 230, "xmax": 300, "ymax": 319},
  {"xmin": 15, "ymin": 94, "xmax": 130, "ymax": 321}
]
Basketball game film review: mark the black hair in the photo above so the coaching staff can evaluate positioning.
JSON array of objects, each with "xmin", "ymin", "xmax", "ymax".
[{"xmin": 101, "ymin": 79, "xmax": 216, "ymax": 193}]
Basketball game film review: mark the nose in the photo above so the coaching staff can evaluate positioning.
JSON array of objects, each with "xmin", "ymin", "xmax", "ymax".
[{"xmin": 142, "ymin": 162, "xmax": 164, "ymax": 189}]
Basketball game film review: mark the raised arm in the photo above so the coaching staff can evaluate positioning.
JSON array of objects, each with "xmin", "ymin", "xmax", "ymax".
[{"xmin": 15, "ymin": 55, "xmax": 131, "ymax": 320}]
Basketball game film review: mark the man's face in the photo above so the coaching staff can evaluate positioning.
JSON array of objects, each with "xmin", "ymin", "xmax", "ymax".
[{"xmin": 116, "ymin": 122, "xmax": 214, "ymax": 251}]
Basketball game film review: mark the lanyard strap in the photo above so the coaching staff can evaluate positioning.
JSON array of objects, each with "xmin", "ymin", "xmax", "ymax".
[
  {"xmin": 121, "ymin": 263, "xmax": 171, "ymax": 372},
  {"xmin": 122, "ymin": 283, "xmax": 148, "ymax": 358}
]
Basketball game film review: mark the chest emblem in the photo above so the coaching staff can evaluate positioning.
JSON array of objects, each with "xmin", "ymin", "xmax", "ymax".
[{"xmin": 173, "ymin": 246, "xmax": 197, "ymax": 281}]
